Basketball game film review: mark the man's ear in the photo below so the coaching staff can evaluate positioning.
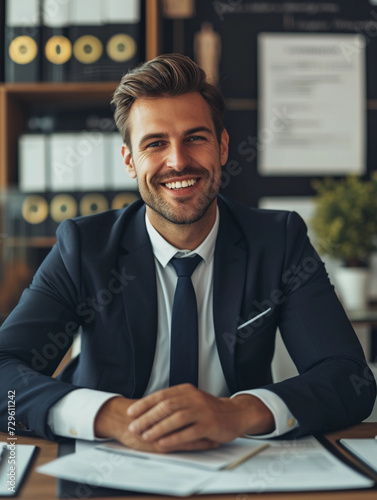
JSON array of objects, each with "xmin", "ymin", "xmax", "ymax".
[
  {"xmin": 220, "ymin": 129, "xmax": 229, "ymax": 166},
  {"xmin": 121, "ymin": 144, "xmax": 137, "ymax": 179}
]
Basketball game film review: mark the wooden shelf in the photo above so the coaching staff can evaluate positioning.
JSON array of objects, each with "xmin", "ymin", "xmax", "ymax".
[
  {"xmin": 7, "ymin": 237, "xmax": 57, "ymax": 248},
  {"xmin": 0, "ymin": 81, "xmax": 122, "ymax": 188},
  {"xmin": 0, "ymin": 81, "xmax": 119, "ymax": 104}
]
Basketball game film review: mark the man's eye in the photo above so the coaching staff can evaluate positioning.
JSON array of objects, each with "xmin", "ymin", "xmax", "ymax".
[
  {"xmin": 147, "ymin": 141, "xmax": 164, "ymax": 148},
  {"xmin": 188, "ymin": 135, "xmax": 205, "ymax": 142}
]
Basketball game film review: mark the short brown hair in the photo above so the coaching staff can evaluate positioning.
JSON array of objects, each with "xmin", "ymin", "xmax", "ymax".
[{"xmin": 111, "ymin": 53, "xmax": 225, "ymax": 149}]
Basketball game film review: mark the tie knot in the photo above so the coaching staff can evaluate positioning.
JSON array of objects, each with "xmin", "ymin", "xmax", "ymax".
[{"xmin": 170, "ymin": 254, "xmax": 202, "ymax": 278}]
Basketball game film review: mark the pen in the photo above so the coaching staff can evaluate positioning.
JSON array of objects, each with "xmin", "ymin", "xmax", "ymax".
[
  {"xmin": 237, "ymin": 308, "xmax": 272, "ymax": 330},
  {"xmin": 224, "ymin": 443, "xmax": 270, "ymax": 470}
]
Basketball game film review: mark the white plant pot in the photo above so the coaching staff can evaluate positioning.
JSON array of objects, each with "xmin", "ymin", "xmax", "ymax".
[{"xmin": 335, "ymin": 267, "xmax": 370, "ymax": 310}]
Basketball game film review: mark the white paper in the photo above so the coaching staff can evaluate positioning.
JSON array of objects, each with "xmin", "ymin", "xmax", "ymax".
[
  {"xmin": 258, "ymin": 33, "xmax": 366, "ymax": 175},
  {"xmin": 98, "ymin": 437, "xmax": 268, "ymax": 470},
  {"xmin": 38, "ymin": 436, "xmax": 374, "ymax": 495},
  {"xmin": 199, "ymin": 437, "xmax": 374, "ymax": 493},
  {"xmin": 340, "ymin": 438, "xmax": 377, "ymax": 473},
  {"xmin": 37, "ymin": 447, "xmax": 216, "ymax": 496}
]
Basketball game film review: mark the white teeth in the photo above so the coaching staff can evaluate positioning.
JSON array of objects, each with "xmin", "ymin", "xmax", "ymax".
[{"xmin": 165, "ymin": 179, "xmax": 198, "ymax": 190}]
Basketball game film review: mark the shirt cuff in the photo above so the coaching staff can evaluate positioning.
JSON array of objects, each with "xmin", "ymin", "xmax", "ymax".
[
  {"xmin": 47, "ymin": 388, "xmax": 121, "ymax": 440},
  {"xmin": 231, "ymin": 388, "xmax": 298, "ymax": 438}
]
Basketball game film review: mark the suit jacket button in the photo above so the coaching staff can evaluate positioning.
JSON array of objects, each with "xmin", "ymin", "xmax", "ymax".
[{"xmin": 287, "ymin": 417, "xmax": 295, "ymax": 428}]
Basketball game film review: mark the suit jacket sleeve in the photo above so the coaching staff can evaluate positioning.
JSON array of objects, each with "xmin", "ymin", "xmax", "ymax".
[
  {"xmin": 261, "ymin": 211, "xmax": 376, "ymax": 437},
  {"xmin": 0, "ymin": 219, "xmax": 84, "ymax": 440}
]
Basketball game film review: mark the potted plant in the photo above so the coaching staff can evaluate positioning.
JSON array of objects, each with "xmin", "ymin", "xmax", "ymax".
[{"xmin": 310, "ymin": 173, "xmax": 377, "ymax": 309}]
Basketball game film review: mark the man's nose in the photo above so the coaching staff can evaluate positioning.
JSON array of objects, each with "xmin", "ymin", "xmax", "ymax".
[{"xmin": 165, "ymin": 144, "xmax": 189, "ymax": 170}]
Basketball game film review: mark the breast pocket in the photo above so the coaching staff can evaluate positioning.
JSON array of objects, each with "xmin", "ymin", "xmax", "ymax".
[{"xmin": 236, "ymin": 315, "xmax": 277, "ymax": 363}]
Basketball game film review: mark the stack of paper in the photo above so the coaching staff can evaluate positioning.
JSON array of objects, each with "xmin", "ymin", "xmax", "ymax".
[{"xmin": 37, "ymin": 437, "xmax": 375, "ymax": 496}]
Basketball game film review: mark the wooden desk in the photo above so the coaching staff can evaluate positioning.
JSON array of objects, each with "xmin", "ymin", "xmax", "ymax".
[{"xmin": 1, "ymin": 423, "xmax": 377, "ymax": 500}]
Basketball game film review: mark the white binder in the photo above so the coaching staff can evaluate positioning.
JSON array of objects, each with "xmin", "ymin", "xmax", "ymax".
[
  {"xmin": 103, "ymin": 0, "xmax": 141, "ymax": 23},
  {"xmin": 49, "ymin": 133, "xmax": 81, "ymax": 191},
  {"xmin": 79, "ymin": 132, "xmax": 107, "ymax": 190},
  {"xmin": 18, "ymin": 134, "xmax": 48, "ymax": 192},
  {"xmin": 107, "ymin": 133, "xmax": 138, "ymax": 190}
]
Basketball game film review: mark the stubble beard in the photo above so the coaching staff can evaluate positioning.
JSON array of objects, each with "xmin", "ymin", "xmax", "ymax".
[{"xmin": 137, "ymin": 166, "xmax": 221, "ymax": 225}]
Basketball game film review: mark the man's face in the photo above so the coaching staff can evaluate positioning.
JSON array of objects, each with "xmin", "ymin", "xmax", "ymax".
[{"xmin": 121, "ymin": 92, "xmax": 229, "ymax": 227}]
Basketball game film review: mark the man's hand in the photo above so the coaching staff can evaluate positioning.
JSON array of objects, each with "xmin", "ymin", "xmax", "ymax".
[
  {"xmin": 126, "ymin": 384, "xmax": 275, "ymax": 452},
  {"xmin": 94, "ymin": 396, "xmax": 170, "ymax": 452}
]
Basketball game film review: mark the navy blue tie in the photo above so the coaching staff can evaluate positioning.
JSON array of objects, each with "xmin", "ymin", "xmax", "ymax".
[{"xmin": 169, "ymin": 254, "xmax": 202, "ymax": 387}]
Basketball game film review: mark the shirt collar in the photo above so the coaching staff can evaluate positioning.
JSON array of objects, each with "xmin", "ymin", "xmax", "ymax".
[{"xmin": 145, "ymin": 207, "xmax": 220, "ymax": 268}]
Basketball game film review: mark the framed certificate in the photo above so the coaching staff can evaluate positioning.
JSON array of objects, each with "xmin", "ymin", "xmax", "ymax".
[{"xmin": 258, "ymin": 33, "xmax": 366, "ymax": 175}]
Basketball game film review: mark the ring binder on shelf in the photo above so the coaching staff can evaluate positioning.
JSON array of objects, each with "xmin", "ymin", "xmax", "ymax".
[
  {"xmin": 69, "ymin": 0, "xmax": 104, "ymax": 82},
  {"xmin": 50, "ymin": 193, "xmax": 78, "ymax": 224},
  {"xmin": 102, "ymin": 0, "xmax": 141, "ymax": 81},
  {"xmin": 5, "ymin": 0, "xmax": 41, "ymax": 82},
  {"xmin": 111, "ymin": 192, "xmax": 139, "ymax": 210},
  {"xmin": 41, "ymin": 0, "xmax": 72, "ymax": 81},
  {"xmin": 79, "ymin": 193, "xmax": 109, "ymax": 216}
]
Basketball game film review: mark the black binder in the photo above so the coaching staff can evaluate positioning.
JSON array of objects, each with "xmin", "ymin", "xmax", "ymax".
[
  {"xmin": 78, "ymin": 192, "xmax": 109, "ymax": 216},
  {"xmin": 41, "ymin": 0, "xmax": 72, "ymax": 82},
  {"xmin": 110, "ymin": 191, "xmax": 139, "ymax": 210},
  {"xmin": 9, "ymin": 192, "xmax": 50, "ymax": 238},
  {"xmin": 4, "ymin": 0, "xmax": 41, "ymax": 82},
  {"xmin": 68, "ymin": 0, "xmax": 105, "ymax": 82},
  {"xmin": 102, "ymin": 0, "xmax": 142, "ymax": 82},
  {"xmin": 49, "ymin": 192, "xmax": 78, "ymax": 234}
]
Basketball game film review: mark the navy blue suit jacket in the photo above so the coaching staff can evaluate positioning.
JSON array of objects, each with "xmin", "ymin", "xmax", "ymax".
[{"xmin": 0, "ymin": 195, "xmax": 375, "ymax": 440}]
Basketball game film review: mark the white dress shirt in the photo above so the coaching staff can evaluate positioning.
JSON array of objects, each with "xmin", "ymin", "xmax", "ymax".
[{"xmin": 48, "ymin": 207, "xmax": 297, "ymax": 439}]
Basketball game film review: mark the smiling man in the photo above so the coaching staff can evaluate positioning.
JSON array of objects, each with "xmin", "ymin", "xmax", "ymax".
[
  {"xmin": 0, "ymin": 54, "xmax": 375, "ymax": 451},
  {"xmin": 121, "ymin": 91, "xmax": 227, "ymax": 247}
]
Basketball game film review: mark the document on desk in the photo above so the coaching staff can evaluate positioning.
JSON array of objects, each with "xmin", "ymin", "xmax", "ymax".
[
  {"xmin": 340, "ymin": 439, "xmax": 377, "ymax": 473},
  {"xmin": 97, "ymin": 437, "xmax": 268, "ymax": 470},
  {"xmin": 38, "ymin": 447, "xmax": 217, "ymax": 496},
  {"xmin": 200, "ymin": 437, "xmax": 374, "ymax": 494},
  {"xmin": 37, "ymin": 436, "xmax": 374, "ymax": 496}
]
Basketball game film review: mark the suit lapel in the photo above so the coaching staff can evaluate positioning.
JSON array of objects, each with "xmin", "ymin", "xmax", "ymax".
[
  {"xmin": 213, "ymin": 198, "xmax": 248, "ymax": 394},
  {"xmin": 119, "ymin": 204, "xmax": 158, "ymax": 397}
]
